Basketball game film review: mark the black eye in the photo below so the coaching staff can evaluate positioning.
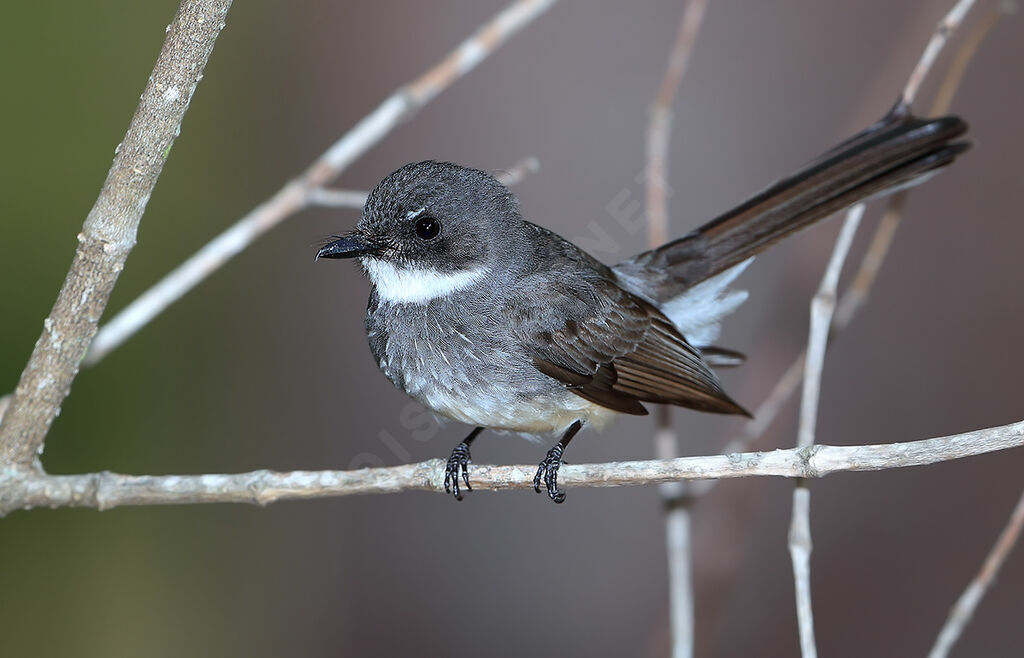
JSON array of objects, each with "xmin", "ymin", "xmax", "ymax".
[{"xmin": 415, "ymin": 215, "xmax": 441, "ymax": 240}]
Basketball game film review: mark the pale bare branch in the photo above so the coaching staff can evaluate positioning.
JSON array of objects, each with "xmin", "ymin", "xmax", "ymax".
[
  {"xmin": 305, "ymin": 157, "xmax": 540, "ymax": 209},
  {"xmin": 797, "ymin": 205, "xmax": 863, "ymax": 451},
  {"xmin": 902, "ymin": 0, "xmax": 977, "ymax": 107},
  {"xmin": 84, "ymin": 0, "xmax": 557, "ymax": 367},
  {"xmin": 493, "ymin": 156, "xmax": 541, "ymax": 186},
  {"xmin": 929, "ymin": 488, "xmax": 1024, "ymax": 658},
  {"xmin": 305, "ymin": 189, "xmax": 368, "ymax": 208},
  {"xmin": 0, "ymin": 420, "xmax": 1019, "ymax": 517},
  {"xmin": 0, "ymin": 0, "xmax": 234, "ymax": 468},
  {"xmin": 656, "ymin": 420, "xmax": 696, "ymax": 658},
  {"xmin": 646, "ymin": 0, "xmax": 709, "ymax": 246},
  {"xmin": 789, "ymin": 203, "xmax": 865, "ymax": 658}
]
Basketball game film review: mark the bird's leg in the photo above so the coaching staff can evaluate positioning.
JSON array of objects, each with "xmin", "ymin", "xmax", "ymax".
[
  {"xmin": 533, "ymin": 420, "xmax": 583, "ymax": 504},
  {"xmin": 444, "ymin": 426, "xmax": 484, "ymax": 501}
]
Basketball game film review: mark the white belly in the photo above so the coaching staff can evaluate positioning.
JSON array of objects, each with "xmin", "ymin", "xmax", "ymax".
[{"xmin": 422, "ymin": 385, "xmax": 619, "ymax": 435}]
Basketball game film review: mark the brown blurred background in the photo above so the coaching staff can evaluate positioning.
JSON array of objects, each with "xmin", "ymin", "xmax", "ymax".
[{"xmin": 2, "ymin": 1, "xmax": 1022, "ymax": 656}]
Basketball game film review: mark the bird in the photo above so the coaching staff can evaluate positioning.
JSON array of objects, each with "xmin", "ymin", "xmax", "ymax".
[{"xmin": 316, "ymin": 104, "xmax": 968, "ymax": 503}]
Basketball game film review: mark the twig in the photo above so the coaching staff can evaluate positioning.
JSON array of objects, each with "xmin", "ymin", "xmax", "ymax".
[
  {"xmin": 928, "ymin": 488, "xmax": 1024, "ymax": 658},
  {"xmin": 0, "ymin": 0, "xmax": 234, "ymax": 468},
  {"xmin": 0, "ymin": 419, "xmax": 1019, "ymax": 517},
  {"xmin": 830, "ymin": 196, "xmax": 905, "ymax": 330},
  {"xmin": 796, "ymin": 206, "xmax": 863, "ymax": 452},
  {"xmin": 305, "ymin": 189, "xmax": 368, "ymax": 208},
  {"xmin": 656, "ymin": 422, "xmax": 696, "ymax": 658},
  {"xmin": 83, "ymin": 0, "xmax": 556, "ymax": 367},
  {"xmin": 493, "ymin": 156, "xmax": 541, "ymax": 186},
  {"xmin": 645, "ymin": 2, "xmax": 711, "ymax": 656},
  {"xmin": 305, "ymin": 157, "xmax": 540, "ymax": 209},
  {"xmin": 789, "ymin": 203, "xmax": 865, "ymax": 658},
  {"xmin": 646, "ymin": 0, "xmax": 709, "ymax": 246},
  {"xmin": 901, "ymin": 0, "xmax": 977, "ymax": 107}
]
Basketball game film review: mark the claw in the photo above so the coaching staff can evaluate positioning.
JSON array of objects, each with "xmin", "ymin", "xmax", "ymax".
[
  {"xmin": 444, "ymin": 441, "xmax": 473, "ymax": 501},
  {"xmin": 533, "ymin": 444, "xmax": 566, "ymax": 503}
]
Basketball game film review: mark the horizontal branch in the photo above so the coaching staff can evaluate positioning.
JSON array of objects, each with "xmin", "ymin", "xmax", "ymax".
[{"xmin": 2, "ymin": 420, "xmax": 1019, "ymax": 516}]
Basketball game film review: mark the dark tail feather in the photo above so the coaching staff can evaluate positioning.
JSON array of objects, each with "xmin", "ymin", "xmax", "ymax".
[{"xmin": 619, "ymin": 105, "xmax": 969, "ymax": 294}]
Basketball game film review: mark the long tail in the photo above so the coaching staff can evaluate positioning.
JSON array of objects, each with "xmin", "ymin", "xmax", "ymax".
[{"xmin": 615, "ymin": 105, "xmax": 969, "ymax": 298}]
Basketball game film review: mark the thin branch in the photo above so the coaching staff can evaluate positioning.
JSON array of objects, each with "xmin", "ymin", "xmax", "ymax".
[
  {"xmin": 0, "ymin": 0, "xmax": 234, "ymax": 469},
  {"xmin": 796, "ymin": 206, "xmax": 863, "ymax": 452},
  {"xmin": 493, "ymin": 156, "xmax": 541, "ymax": 187},
  {"xmin": 305, "ymin": 189, "xmax": 368, "ymax": 208},
  {"xmin": 788, "ymin": 487, "xmax": 815, "ymax": 655},
  {"xmin": 928, "ymin": 488, "xmax": 1024, "ymax": 658},
  {"xmin": 789, "ymin": 203, "xmax": 865, "ymax": 658},
  {"xmin": 656, "ymin": 421, "xmax": 696, "ymax": 658},
  {"xmin": 83, "ymin": 0, "xmax": 556, "ymax": 367},
  {"xmin": 1, "ymin": 420, "xmax": 1019, "ymax": 517},
  {"xmin": 901, "ymin": 0, "xmax": 977, "ymax": 107},
  {"xmin": 645, "ymin": 3, "xmax": 711, "ymax": 657},
  {"xmin": 830, "ymin": 196, "xmax": 905, "ymax": 330},
  {"xmin": 929, "ymin": 2, "xmax": 1006, "ymax": 123},
  {"xmin": 646, "ymin": 0, "xmax": 709, "ymax": 248},
  {"xmin": 305, "ymin": 157, "xmax": 540, "ymax": 209}
]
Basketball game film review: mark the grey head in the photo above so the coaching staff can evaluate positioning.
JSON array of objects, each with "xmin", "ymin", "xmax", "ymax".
[{"xmin": 316, "ymin": 161, "xmax": 534, "ymax": 301}]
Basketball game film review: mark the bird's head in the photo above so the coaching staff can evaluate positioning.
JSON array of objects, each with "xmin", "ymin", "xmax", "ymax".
[{"xmin": 317, "ymin": 161, "xmax": 525, "ymax": 304}]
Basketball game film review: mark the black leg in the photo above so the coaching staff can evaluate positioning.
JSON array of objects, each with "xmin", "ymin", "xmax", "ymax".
[
  {"xmin": 533, "ymin": 420, "xmax": 583, "ymax": 503},
  {"xmin": 444, "ymin": 427, "xmax": 484, "ymax": 501}
]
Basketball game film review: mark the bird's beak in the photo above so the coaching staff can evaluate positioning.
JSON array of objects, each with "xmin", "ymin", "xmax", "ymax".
[{"xmin": 315, "ymin": 235, "xmax": 375, "ymax": 260}]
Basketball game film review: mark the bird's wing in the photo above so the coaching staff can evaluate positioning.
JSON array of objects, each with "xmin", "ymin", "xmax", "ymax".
[{"xmin": 507, "ymin": 272, "xmax": 748, "ymax": 417}]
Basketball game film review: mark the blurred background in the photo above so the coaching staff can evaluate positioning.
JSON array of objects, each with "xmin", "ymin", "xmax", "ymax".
[{"xmin": 2, "ymin": 1, "xmax": 1022, "ymax": 656}]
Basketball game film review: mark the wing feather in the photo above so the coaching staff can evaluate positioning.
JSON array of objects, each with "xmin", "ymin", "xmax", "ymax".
[{"xmin": 511, "ymin": 273, "xmax": 749, "ymax": 417}]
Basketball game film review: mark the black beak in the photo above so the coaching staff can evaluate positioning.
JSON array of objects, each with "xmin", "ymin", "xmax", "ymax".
[{"xmin": 315, "ymin": 235, "xmax": 375, "ymax": 260}]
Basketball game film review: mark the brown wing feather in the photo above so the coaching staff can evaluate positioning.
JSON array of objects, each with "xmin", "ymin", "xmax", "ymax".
[{"xmin": 512, "ymin": 273, "xmax": 749, "ymax": 417}]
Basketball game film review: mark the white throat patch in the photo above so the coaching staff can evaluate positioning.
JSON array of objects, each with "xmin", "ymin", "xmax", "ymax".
[{"xmin": 362, "ymin": 259, "xmax": 489, "ymax": 304}]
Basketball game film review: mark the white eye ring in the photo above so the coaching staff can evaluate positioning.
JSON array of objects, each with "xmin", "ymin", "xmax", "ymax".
[{"xmin": 406, "ymin": 207, "xmax": 428, "ymax": 220}]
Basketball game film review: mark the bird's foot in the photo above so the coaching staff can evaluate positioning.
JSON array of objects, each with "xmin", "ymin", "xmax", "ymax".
[
  {"xmin": 444, "ymin": 441, "xmax": 473, "ymax": 501},
  {"xmin": 533, "ymin": 443, "xmax": 567, "ymax": 503}
]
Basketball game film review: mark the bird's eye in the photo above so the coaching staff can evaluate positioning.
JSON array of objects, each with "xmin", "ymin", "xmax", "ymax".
[{"xmin": 415, "ymin": 215, "xmax": 441, "ymax": 240}]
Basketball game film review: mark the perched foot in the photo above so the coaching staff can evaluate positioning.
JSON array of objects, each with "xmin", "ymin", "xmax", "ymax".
[
  {"xmin": 444, "ymin": 441, "xmax": 473, "ymax": 501},
  {"xmin": 533, "ymin": 443, "xmax": 567, "ymax": 503}
]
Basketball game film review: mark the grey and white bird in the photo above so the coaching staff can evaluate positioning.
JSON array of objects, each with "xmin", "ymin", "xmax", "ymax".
[{"xmin": 316, "ymin": 105, "xmax": 968, "ymax": 503}]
